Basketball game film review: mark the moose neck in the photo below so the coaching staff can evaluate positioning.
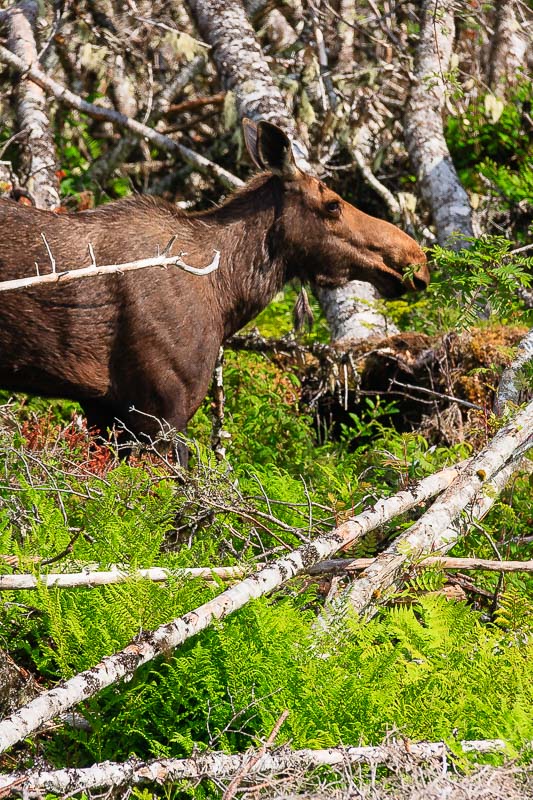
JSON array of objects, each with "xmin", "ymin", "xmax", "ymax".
[{"xmin": 194, "ymin": 175, "xmax": 289, "ymax": 338}]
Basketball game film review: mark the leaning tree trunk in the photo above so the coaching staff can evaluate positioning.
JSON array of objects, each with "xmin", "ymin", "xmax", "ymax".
[
  {"xmin": 185, "ymin": 0, "xmax": 393, "ymax": 341},
  {"xmin": 404, "ymin": 0, "xmax": 474, "ymax": 247}
]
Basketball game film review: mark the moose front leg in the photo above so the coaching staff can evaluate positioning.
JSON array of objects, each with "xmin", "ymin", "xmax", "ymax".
[{"xmin": 118, "ymin": 392, "xmax": 190, "ymax": 468}]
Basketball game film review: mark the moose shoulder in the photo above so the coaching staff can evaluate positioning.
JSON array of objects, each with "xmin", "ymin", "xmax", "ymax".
[{"xmin": 0, "ymin": 120, "xmax": 429, "ymax": 459}]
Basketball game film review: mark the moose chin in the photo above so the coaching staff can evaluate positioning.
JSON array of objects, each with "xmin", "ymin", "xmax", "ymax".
[{"xmin": 0, "ymin": 118, "xmax": 429, "ymax": 464}]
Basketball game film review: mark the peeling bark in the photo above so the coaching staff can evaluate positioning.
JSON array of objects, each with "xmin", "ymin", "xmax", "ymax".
[
  {"xmin": 404, "ymin": 0, "xmax": 474, "ymax": 247},
  {"xmin": 6, "ymin": 0, "xmax": 60, "ymax": 210}
]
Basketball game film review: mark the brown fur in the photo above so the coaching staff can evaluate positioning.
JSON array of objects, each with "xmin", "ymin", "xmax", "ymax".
[{"xmin": 0, "ymin": 122, "xmax": 429, "ymax": 456}]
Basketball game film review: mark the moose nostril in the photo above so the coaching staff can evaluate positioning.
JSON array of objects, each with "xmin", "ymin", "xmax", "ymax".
[{"xmin": 413, "ymin": 274, "xmax": 429, "ymax": 291}]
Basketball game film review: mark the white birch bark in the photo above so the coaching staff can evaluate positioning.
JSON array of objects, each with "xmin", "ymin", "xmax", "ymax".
[
  {"xmin": 343, "ymin": 399, "xmax": 533, "ymax": 618},
  {"xmin": 404, "ymin": 0, "xmax": 474, "ymax": 247},
  {"xmin": 0, "ymin": 739, "xmax": 511, "ymax": 793},
  {"xmin": 6, "ymin": 0, "xmax": 60, "ymax": 210},
  {"xmin": 494, "ymin": 327, "xmax": 533, "ymax": 416},
  {"xmin": 185, "ymin": 0, "xmax": 301, "ymax": 133},
  {"xmin": 487, "ymin": 0, "xmax": 529, "ymax": 94},
  {"xmin": 313, "ymin": 282, "xmax": 398, "ymax": 341},
  {"xmin": 0, "ymin": 45, "xmax": 243, "ymax": 191},
  {"xmin": 0, "ymin": 461, "xmax": 464, "ymax": 754}
]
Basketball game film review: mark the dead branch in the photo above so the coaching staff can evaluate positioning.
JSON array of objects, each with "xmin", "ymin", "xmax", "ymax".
[
  {"xmin": 222, "ymin": 710, "xmax": 289, "ymax": 800},
  {"xmin": 6, "ymin": 1, "xmax": 60, "ymax": 210},
  {"xmin": 0, "ymin": 460, "xmax": 465, "ymax": 754},
  {"xmin": 210, "ymin": 346, "xmax": 229, "ymax": 461},
  {"xmin": 0, "ymin": 738, "xmax": 515, "ymax": 796},
  {"xmin": 0, "ymin": 45, "xmax": 242, "ymax": 190},
  {"xmin": 0, "ymin": 566, "xmax": 248, "ymax": 590},
  {"xmin": 167, "ymin": 91, "xmax": 226, "ymax": 117},
  {"xmin": 0, "ymin": 249, "xmax": 220, "ymax": 293},
  {"xmin": 404, "ymin": 0, "xmax": 474, "ymax": 246},
  {"xmin": 342, "ymin": 400, "xmax": 533, "ymax": 619},
  {"xmin": 3, "ymin": 555, "xmax": 533, "ymax": 592},
  {"xmin": 494, "ymin": 327, "xmax": 533, "ymax": 416}
]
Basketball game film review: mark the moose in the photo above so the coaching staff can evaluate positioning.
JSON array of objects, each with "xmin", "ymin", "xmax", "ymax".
[{"xmin": 0, "ymin": 119, "xmax": 429, "ymax": 461}]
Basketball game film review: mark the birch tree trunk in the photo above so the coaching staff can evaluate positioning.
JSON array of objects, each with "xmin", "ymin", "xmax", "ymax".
[
  {"xmin": 185, "ymin": 0, "xmax": 299, "ymax": 131},
  {"xmin": 0, "ymin": 461, "xmax": 464, "ymax": 754},
  {"xmin": 0, "ymin": 739, "xmax": 511, "ymax": 794},
  {"xmin": 494, "ymin": 327, "xmax": 533, "ymax": 416},
  {"xmin": 186, "ymin": 0, "xmax": 392, "ymax": 341},
  {"xmin": 342, "ymin": 399, "xmax": 533, "ymax": 619},
  {"xmin": 487, "ymin": 0, "xmax": 529, "ymax": 95},
  {"xmin": 404, "ymin": 0, "xmax": 474, "ymax": 247},
  {"xmin": 6, "ymin": 0, "xmax": 60, "ymax": 210}
]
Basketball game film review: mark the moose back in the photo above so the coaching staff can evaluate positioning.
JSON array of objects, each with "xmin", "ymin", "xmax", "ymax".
[{"xmin": 0, "ymin": 120, "xmax": 429, "ymax": 457}]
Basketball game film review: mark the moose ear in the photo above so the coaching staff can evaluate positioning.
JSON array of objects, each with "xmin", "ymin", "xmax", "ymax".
[
  {"xmin": 242, "ymin": 118, "xmax": 263, "ymax": 171},
  {"xmin": 242, "ymin": 118, "xmax": 300, "ymax": 179},
  {"xmin": 256, "ymin": 121, "xmax": 300, "ymax": 179}
]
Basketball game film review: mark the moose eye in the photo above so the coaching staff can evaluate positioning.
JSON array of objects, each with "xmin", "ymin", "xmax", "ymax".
[{"xmin": 325, "ymin": 200, "xmax": 341, "ymax": 217}]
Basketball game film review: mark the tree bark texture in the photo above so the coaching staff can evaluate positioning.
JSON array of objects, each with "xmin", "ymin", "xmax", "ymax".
[
  {"xmin": 405, "ymin": 0, "xmax": 474, "ymax": 247},
  {"xmin": 488, "ymin": 0, "xmax": 529, "ymax": 94},
  {"xmin": 185, "ymin": 0, "xmax": 300, "ymax": 134},
  {"xmin": 494, "ymin": 327, "xmax": 533, "ymax": 416},
  {"xmin": 6, "ymin": 1, "xmax": 60, "ymax": 210},
  {"xmin": 0, "ymin": 739, "xmax": 510, "ymax": 795}
]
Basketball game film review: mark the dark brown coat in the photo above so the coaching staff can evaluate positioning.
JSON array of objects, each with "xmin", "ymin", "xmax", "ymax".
[{"xmin": 0, "ymin": 120, "xmax": 429, "ymax": 453}]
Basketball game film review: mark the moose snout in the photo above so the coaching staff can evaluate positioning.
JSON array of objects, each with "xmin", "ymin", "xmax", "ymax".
[{"xmin": 395, "ymin": 243, "xmax": 430, "ymax": 292}]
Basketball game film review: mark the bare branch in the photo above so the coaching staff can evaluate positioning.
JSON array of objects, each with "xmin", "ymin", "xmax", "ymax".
[
  {"xmin": 0, "ymin": 250, "xmax": 220, "ymax": 293},
  {"xmin": 0, "ymin": 45, "xmax": 242, "ymax": 190}
]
